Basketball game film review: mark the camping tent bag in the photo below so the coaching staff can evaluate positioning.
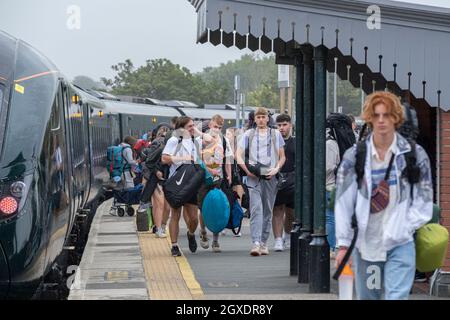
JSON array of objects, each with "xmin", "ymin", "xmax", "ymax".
[
  {"xmin": 201, "ymin": 188, "xmax": 230, "ymax": 234},
  {"xmin": 415, "ymin": 223, "xmax": 449, "ymax": 272}
]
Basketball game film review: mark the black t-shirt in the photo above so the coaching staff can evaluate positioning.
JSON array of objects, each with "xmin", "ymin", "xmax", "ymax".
[{"xmin": 281, "ymin": 136, "xmax": 295, "ymax": 173}]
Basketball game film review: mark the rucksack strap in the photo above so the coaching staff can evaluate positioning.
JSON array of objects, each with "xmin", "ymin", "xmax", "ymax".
[
  {"xmin": 245, "ymin": 129, "xmax": 256, "ymax": 165},
  {"xmin": 403, "ymin": 139, "xmax": 420, "ymax": 201},
  {"xmin": 121, "ymin": 145, "xmax": 131, "ymax": 173},
  {"xmin": 246, "ymin": 128, "xmax": 277, "ymax": 165},
  {"xmin": 383, "ymin": 153, "xmax": 396, "ymax": 181},
  {"xmin": 231, "ymin": 219, "xmax": 243, "ymax": 236},
  {"xmin": 172, "ymin": 136, "xmax": 184, "ymax": 162},
  {"xmin": 222, "ymin": 135, "xmax": 228, "ymax": 181},
  {"xmin": 192, "ymin": 136, "xmax": 202, "ymax": 165},
  {"xmin": 333, "ymin": 213, "xmax": 358, "ymax": 281},
  {"xmin": 358, "ymin": 123, "xmax": 368, "ymax": 142},
  {"xmin": 355, "ymin": 141, "xmax": 367, "ymax": 189}
]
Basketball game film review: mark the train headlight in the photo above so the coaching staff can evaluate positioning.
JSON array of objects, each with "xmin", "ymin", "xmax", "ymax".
[
  {"xmin": 10, "ymin": 181, "xmax": 26, "ymax": 198},
  {"xmin": 0, "ymin": 197, "xmax": 18, "ymax": 216}
]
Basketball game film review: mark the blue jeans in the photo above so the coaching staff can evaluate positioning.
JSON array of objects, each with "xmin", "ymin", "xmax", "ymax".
[
  {"xmin": 325, "ymin": 191, "xmax": 336, "ymax": 251},
  {"xmin": 353, "ymin": 241, "xmax": 416, "ymax": 300}
]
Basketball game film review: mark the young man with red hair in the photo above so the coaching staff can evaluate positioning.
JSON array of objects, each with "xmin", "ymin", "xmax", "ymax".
[{"xmin": 335, "ymin": 91, "xmax": 433, "ymax": 300}]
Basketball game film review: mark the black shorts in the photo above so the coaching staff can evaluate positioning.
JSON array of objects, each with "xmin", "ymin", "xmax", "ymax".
[
  {"xmin": 274, "ymin": 191, "xmax": 294, "ymax": 209},
  {"xmin": 186, "ymin": 191, "xmax": 199, "ymax": 206}
]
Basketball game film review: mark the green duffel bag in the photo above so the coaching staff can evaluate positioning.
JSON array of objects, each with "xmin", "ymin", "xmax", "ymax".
[
  {"xmin": 415, "ymin": 223, "xmax": 449, "ymax": 273},
  {"xmin": 147, "ymin": 206, "xmax": 154, "ymax": 230}
]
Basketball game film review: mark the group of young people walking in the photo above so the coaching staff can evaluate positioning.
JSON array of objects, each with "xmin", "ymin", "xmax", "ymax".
[{"xmin": 114, "ymin": 90, "xmax": 435, "ymax": 300}]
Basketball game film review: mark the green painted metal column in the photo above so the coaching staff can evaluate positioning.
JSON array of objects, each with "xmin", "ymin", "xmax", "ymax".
[
  {"xmin": 309, "ymin": 44, "xmax": 330, "ymax": 293},
  {"xmin": 298, "ymin": 44, "xmax": 314, "ymax": 284},
  {"xmin": 290, "ymin": 51, "xmax": 303, "ymax": 276}
]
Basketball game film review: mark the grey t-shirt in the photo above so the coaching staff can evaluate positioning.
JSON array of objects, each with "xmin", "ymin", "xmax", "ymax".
[{"xmin": 239, "ymin": 128, "xmax": 285, "ymax": 168}]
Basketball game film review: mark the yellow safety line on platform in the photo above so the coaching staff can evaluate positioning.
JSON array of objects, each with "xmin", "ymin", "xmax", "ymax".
[
  {"xmin": 138, "ymin": 229, "xmax": 204, "ymax": 300},
  {"xmin": 165, "ymin": 234, "xmax": 204, "ymax": 299}
]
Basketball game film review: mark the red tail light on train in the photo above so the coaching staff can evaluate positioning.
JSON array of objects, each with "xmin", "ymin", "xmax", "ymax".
[{"xmin": 0, "ymin": 196, "xmax": 18, "ymax": 216}]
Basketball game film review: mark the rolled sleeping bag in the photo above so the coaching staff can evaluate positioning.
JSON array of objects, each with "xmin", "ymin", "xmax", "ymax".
[{"xmin": 201, "ymin": 188, "xmax": 230, "ymax": 234}]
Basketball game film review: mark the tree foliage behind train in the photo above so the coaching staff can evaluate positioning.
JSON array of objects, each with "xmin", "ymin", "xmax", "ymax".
[
  {"xmin": 100, "ymin": 54, "xmax": 362, "ymax": 111},
  {"xmin": 100, "ymin": 55, "xmax": 280, "ymax": 108}
]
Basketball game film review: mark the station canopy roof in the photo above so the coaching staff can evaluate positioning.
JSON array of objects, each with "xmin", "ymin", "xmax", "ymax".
[{"xmin": 189, "ymin": 0, "xmax": 450, "ymax": 110}]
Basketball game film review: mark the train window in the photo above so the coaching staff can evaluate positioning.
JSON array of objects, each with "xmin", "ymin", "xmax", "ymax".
[
  {"xmin": 50, "ymin": 85, "xmax": 62, "ymax": 132},
  {"xmin": 1, "ymin": 78, "xmax": 57, "ymax": 167},
  {"xmin": 70, "ymin": 106, "xmax": 84, "ymax": 166}
]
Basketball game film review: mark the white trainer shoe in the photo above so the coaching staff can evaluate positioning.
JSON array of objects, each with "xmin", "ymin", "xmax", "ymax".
[
  {"xmin": 284, "ymin": 237, "xmax": 291, "ymax": 249},
  {"xmin": 200, "ymin": 231, "xmax": 210, "ymax": 249},
  {"xmin": 155, "ymin": 228, "xmax": 167, "ymax": 238},
  {"xmin": 250, "ymin": 242, "xmax": 261, "ymax": 256},
  {"xmin": 274, "ymin": 238, "xmax": 284, "ymax": 252},
  {"xmin": 260, "ymin": 243, "xmax": 269, "ymax": 255},
  {"xmin": 212, "ymin": 241, "xmax": 222, "ymax": 253}
]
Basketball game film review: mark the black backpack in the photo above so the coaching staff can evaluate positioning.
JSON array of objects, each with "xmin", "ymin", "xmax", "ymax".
[
  {"xmin": 326, "ymin": 113, "xmax": 356, "ymax": 161},
  {"xmin": 142, "ymin": 137, "xmax": 165, "ymax": 171},
  {"xmin": 397, "ymin": 102, "xmax": 419, "ymax": 141}
]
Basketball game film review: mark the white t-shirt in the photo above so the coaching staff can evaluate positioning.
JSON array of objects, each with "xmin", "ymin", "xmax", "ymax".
[
  {"xmin": 238, "ymin": 128, "xmax": 285, "ymax": 168},
  {"xmin": 162, "ymin": 136, "xmax": 199, "ymax": 178},
  {"xmin": 359, "ymin": 135, "xmax": 398, "ymax": 262},
  {"xmin": 196, "ymin": 135, "xmax": 233, "ymax": 179}
]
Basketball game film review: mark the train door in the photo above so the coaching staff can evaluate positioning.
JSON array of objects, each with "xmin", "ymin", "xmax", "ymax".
[
  {"xmin": 60, "ymin": 82, "xmax": 77, "ymax": 238},
  {"xmin": 82, "ymin": 103, "xmax": 93, "ymax": 207},
  {"xmin": 43, "ymin": 81, "xmax": 73, "ymax": 265},
  {"xmin": 68, "ymin": 91, "xmax": 89, "ymax": 211}
]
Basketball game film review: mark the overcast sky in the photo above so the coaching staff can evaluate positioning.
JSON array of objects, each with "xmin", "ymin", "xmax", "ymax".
[{"xmin": 0, "ymin": 0, "xmax": 449, "ymax": 82}]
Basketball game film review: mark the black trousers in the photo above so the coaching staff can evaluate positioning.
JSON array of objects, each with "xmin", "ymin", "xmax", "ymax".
[{"xmin": 139, "ymin": 172, "xmax": 159, "ymax": 203}]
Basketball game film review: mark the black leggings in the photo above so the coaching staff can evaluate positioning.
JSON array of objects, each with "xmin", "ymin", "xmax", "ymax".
[{"xmin": 139, "ymin": 172, "xmax": 159, "ymax": 203}]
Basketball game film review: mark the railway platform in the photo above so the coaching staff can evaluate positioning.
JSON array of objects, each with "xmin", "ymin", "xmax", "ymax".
[{"xmin": 68, "ymin": 199, "xmax": 444, "ymax": 300}]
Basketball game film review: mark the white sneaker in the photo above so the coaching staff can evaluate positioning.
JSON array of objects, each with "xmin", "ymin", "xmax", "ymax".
[
  {"xmin": 212, "ymin": 241, "xmax": 221, "ymax": 253},
  {"xmin": 250, "ymin": 242, "xmax": 261, "ymax": 256},
  {"xmin": 284, "ymin": 238, "xmax": 291, "ymax": 249},
  {"xmin": 137, "ymin": 202, "xmax": 150, "ymax": 213},
  {"xmin": 274, "ymin": 238, "xmax": 284, "ymax": 252},
  {"xmin": 155, "ymin": 228, "xmax": 167, "ymax": 238},
  {"xmin": 260, "ymin": 243, "xmax": 269, "ymax": 255},
  {"xmin": 200, "ymin": 231, "xmax": 209, "ymax": 249}
]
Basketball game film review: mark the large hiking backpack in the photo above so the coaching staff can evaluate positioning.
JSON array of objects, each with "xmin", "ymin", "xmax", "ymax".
[
  {"xmin": 398, "ymin": 101, "xmax": 419, "ymax": 141},
  {"xmin": 326, "ymin": 113, "xmax": 356, "ymax": 161},
  {"xmin": 106, "ymin": 145, "xmax": 131, "ymax": 179},
  {"xmin": 143, "ymin": 137, "xmax": 165, "ymax": 172}
]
